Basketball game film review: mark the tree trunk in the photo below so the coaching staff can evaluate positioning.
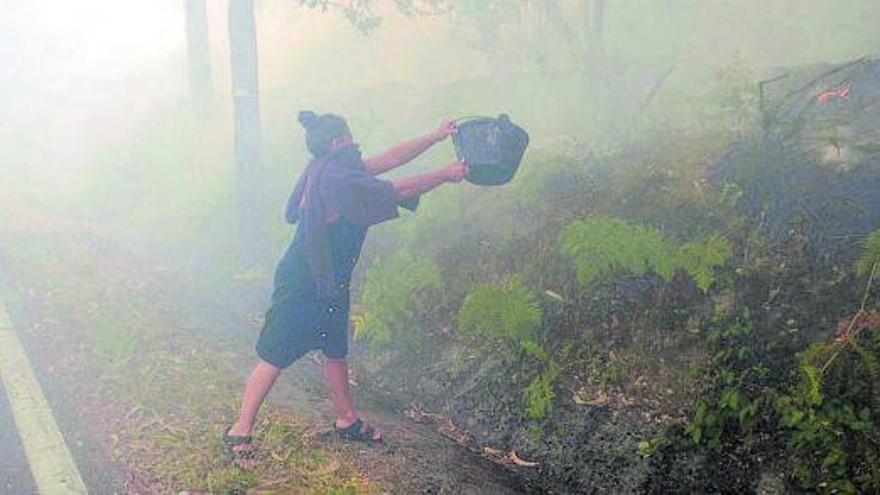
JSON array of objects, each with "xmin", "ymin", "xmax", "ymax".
[
  {"xmin": 592, "ymin": 0, "xmax": 605, "ymax": 58},
  {"xmin": 184, "ymin": 0, "xmax": 213, "ymax": 120},
  {"xmin": 542, "ymin": 0, "xmax": 581, "ymax": 71},
  {"xmin": 228, "ymin": 0, "xmax": 265, "ymax": 258},
  {"xmin": 581, "ymin": 0, "xmax": 605, "ymax": 68}
]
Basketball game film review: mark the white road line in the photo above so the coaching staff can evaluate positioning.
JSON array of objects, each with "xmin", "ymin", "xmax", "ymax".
[{"xmin": 0, "ymin": 296, "xmax": 88, "ymax": 494}]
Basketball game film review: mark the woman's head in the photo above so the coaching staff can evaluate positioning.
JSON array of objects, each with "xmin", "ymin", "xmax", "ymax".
[{"xmin": 298, "ymin": 110, "xmax": 352, "ymax": 158}]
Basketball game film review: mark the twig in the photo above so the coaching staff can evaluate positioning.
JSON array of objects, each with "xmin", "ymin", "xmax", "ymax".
[
  {"xmin": 639, "ymin": 65, "xmax": 676, "ymax": 115},
  {"xmin": 774, "ymin": 56, "xmax": 868, "ymax": 110},
  {"xmin": 820, "ymin": 260, "xmax": 877, "ymax": 376},
  {"xmin": 758, "ymin": 73, "xmax": 789, "ymax": 130},
  {"xmin": 826, "ymin": 232, "xmax": 873, "ymax": 240}
]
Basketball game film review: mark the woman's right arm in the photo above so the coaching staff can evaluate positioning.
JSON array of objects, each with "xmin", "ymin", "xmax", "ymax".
[
  {"xmin": 363, "ymin": 120, "xmax": 458, "ymax": 176},
  {"xmin": 393, "ymin": 161, "xmax": 467, "ymax": 200}
]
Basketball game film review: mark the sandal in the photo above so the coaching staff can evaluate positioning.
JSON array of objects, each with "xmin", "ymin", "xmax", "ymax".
[
  {"xmin": 335, "ymin": 418, "xmax": 384, "ymax": 444},
  {"xmin": 223, "ymin": 426, "xmax": 257, "ymax": 463}
]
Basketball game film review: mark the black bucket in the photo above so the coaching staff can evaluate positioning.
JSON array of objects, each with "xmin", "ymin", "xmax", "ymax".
[{"xmin": 453, "ymin": 114, "xmax": 529, "ymax": 186}]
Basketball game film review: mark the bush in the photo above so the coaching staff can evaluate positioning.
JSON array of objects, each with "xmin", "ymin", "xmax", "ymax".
[{"xmin": 679, "ymin": 239, "xmax": 880, "ymax": 493}]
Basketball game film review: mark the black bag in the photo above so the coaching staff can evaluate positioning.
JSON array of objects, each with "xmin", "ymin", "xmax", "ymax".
[{"xmin": 452, "ymin": 114, "xmax": 529, "ymax": 186}]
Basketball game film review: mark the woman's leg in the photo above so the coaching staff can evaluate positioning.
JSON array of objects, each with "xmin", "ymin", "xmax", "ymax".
[
  {"xmin": 323, "ymin": 358, "xmax": 381, "ymax": 440},
  {"xmin": 230, "ymin": 359, "xmax": 281, "ymax": 436}
]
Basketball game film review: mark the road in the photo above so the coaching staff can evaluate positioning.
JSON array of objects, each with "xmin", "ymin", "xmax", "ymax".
[{"xmin": 0, "ymin": 379, "xmax": 37, "ymax": 494}]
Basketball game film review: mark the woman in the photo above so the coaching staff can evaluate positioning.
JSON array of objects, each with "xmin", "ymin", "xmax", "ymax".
[{"xmin": 224, "ymin": 110, "xmax": 467, "ymax": 463}]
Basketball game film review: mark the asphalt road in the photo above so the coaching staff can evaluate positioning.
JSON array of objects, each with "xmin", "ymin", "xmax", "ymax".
[{"xmin": 0, "ymin": 379, "xmax": 38, "ymax": 494}]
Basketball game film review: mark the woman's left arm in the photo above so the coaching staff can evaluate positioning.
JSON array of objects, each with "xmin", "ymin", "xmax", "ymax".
[{"xmin": 364, "ymin": 120, "xmax": 457, "ymax": 175}]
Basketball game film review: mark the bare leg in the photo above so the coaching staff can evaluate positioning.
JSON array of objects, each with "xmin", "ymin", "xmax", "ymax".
[
  {"xmin": 230, "ymin": 359, "xmax": 281, "ymax": 437},
  {"xmin": 323, "ymin": 358, "xmax": 381, "ymax": 440}
]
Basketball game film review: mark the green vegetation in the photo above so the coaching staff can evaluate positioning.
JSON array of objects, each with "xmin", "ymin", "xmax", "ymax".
[
  {"xmin": 676, "ymin": 241, "xmax": 880, "ymax": 494},
  {"xmin": 560, "ymin": 218, "xmax": 678, "ymax": 285},
  {"xmin": 675, "ymin": 236, "xmax": 733, "ymax": 291},
  {"xmin": 855, "ymin": 230, "xmax": 880, "ymax": 277},
  {"xmin": 1, "ymin": 238, "xmax": 375, "ymax": 494},
  {"xmin": 523, "ymin": 360, "xmax": 560, "ymax": 420},
  {"xmin": 361, "ymin": 251, "xmax": 443, "ymax": 351},
  {"xmin": 560, "ymin": 217, "xmax": 731, "ymax": 291},
  {"xmin": 457, "ymin": 277, "xmax": 542, "ymax": 344},
  {"xmin": 457, "ymin": 279, "xmax": 560, "ymax": 419}
]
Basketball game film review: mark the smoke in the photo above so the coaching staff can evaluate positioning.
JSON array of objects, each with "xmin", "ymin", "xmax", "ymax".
[{"xmin": 1, "ymin": 0, "xmax": 877, "ymax": 249}]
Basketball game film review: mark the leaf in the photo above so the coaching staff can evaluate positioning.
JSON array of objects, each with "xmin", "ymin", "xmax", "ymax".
[
  {"xmin": 361, "ymin": 251, "xmax": 442, "ymax": 351},
  {"xmin": 560, "ymin": 217, "xmax": 730, "ymax": 292},
  {"xmin": 508, "ymin": 450, "xmax": 539, "ymax": 467},
  {"xmin": 854, "ymin": 230, "xmax": 880, "ymax": 277},
  {"xmin": 458, "ymin": 277, "xmax": 542, "ymax": 344}
]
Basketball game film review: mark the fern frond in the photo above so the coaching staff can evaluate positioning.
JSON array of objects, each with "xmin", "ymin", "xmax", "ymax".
[
  {"xmin": 521, "ymin": 338, "xmax": 549, "ymax": 362},
  {"xmin": 797, "ymin": 343, "xmax": 828, "ymax": 406},
  {"xmin": 854, "ymin": 231, "xmax": 880, "ymax": 277},
  {"xmin": 523, "ymin": 361, "xmax": 560, "ymax": 420},
  {"xmin": 560, "ymin": 218, "xmax": 677, "ymax": 286},
  {"xmin": 560, "ymin": 217, "xmax": 730, "ymax": 291},
  {"xmin": 458, "ymin": 277, "xmax": 543, "ymax": 344},
  {"xmin": 675, "ymin": 236, "xmax": 733, "ymax": 291},
  {"xmin": 362, "ymin": 251, "xmax": 442, "ymax": 350}
]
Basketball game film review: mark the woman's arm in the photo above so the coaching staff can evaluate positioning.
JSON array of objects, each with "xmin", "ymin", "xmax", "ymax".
[
  {"xmin": 364, "ymin": 120, "xmax": 457, "ymax": 175},
  {"xmin": 393, "ymin": 161, "xmax": 467, "ymax": 200}
]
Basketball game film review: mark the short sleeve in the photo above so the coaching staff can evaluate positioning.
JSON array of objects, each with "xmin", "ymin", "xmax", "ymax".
[{"xmin": 321, "ymin": 165, "xmax": 418, "ymax": 227}]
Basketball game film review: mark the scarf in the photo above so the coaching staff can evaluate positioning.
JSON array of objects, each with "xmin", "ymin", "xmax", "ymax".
[{"xmin": 285, "ymin": 145, "xmax": 365, "ymax": 300}]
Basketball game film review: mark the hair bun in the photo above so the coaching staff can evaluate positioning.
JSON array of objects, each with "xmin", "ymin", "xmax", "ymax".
[{"xmin": 298, "ymin": 110, "xmax": 318, "ymax": 129}]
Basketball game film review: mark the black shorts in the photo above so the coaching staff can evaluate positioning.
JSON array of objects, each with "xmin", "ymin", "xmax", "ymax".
[{"xmin": 255, "ymin": 295, "xmax": 350, "ymax": 369}]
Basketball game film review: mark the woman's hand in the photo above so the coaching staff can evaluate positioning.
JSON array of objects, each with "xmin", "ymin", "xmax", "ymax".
[
  {"xmin": 441, "ymin": 161, "xmax": 468, "ymax": 183},
  {"xmin": 431, "ymin": 120, "xmax": 458, "ymax": 143}
]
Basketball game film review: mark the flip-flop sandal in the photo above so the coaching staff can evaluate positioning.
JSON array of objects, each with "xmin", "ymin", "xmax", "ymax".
[
  {"xmin": 334, "ymin": 418, "xmax": 384, "ymax": 444},
  {"xmin": 223, "ymin": 426, "xmax": 257, "ymax": 462}
]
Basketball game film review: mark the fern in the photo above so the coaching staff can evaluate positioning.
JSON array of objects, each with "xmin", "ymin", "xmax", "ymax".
[
  {"xmin": 524, "ymin": 361, "xmax": 559, "ymax": 420},
  {"xmin": 560, "ymin": 217, "xmax": 731, "ymax": 291},
  {"xmin": 560, "ymin": 218, "xmax": 676, "ymax": 286},
  {"xmin": 797, "ymin": 343, "xmax": 827, "ymax": 406},
  {"xmin": 521, "ymin": 338, "xmax": 549, "ymax": 362},
  {"xmin": 457, "ymin": 281, "xmax": 554, "ymax": 419},
  {"xmin": 855, "ymin": 230, "xmax": 880, "ymax": 277},
  {"xmin": 675, "ymin": 236, "xmax": 733, "ymax": 291},
  {"xmin": 361, "ymin": 251, "xmax": 442, "ymax": 351},
  {"xmin": 852, "ymin": 341, "xmax": 880, "ymax": 415},
  {"xmin": 457, "ymin": 277, "xmax": 543, "ymax": 344}
]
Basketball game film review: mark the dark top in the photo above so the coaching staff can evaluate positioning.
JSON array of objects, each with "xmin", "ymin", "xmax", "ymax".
[
  {"xmin": 271, "ymin": 217, "xmax": 366, "ymax": 303},
  {"xmin": 256, "ymin": 219, "xmax": 365, "ymax": 366},
  {"xmin": 256, "ymin": 146, "xmax": 418, "ymax": 367},
  {"xmin": 274, "ymin": 144, "xmax": 418, "ymax": 302}
]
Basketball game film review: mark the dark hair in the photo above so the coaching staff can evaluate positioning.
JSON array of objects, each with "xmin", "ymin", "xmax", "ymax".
[{"xmin": 298, "ymin": 110, "xmax": 350, "ymax": 158}]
